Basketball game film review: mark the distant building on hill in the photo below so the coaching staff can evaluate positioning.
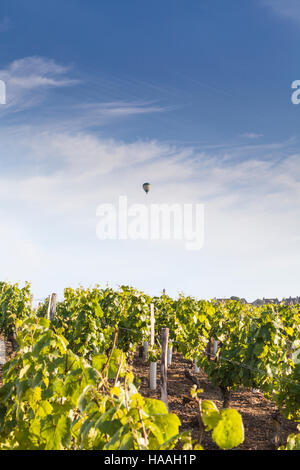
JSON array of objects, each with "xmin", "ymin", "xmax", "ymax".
[
  {"xmin": 214, "ymin": 296, "xmax": 300, "ymax": 306},
  {"xmin": 251, "ymin": 296, "xmax": 300, "ymax": 306}
]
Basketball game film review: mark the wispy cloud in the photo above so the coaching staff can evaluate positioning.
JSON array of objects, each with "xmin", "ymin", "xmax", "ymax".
[
  {"xmin": 0, "ymin": 56, "xmax": 78, "ymax": 112},
  {"xmin": 262, "ymin": 0, "xmax": 300, "ymax": 22},
  {"xmin": 241, "ymin": 132, "xmax": 264, "ymax": 139},
  {"xmin": 0, "ymin": 17, "xmax": 11, "ymax": 33},
  {"xmin": 65, "ymin": 100, "xmax": 171, "ymax": 129},
  {"xmin": 0, "ymin": 56, "xmax": 171, "ymax": 127},
  {"xmin": 79, "ymin": 101, "xmax": 168, "ymax": 117}
]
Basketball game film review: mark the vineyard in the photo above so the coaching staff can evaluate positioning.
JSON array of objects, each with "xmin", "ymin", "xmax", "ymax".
[{"xmin": 0, "ymin": 281, "xmax": 299, "ymax": 451}]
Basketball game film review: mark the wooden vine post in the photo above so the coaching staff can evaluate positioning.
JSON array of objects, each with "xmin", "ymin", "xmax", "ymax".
[
  {"xmin": 30, "ymin": 294, "xmax": 34, "ymax": 312},
  {"xmin": 194, "ymin": 329, "xmax": 200, "ymax": 373},
  {"xmin": 194, "ymin": 357, "xmax": 200, "ymax": 373},
  {"xmin": 167, "ymin": 340, "xmax": 173, "ymax": 366},
  {"xmin": 160, "ymin": 327, "xmax": 169, "ymax": 411},
  {"xmin": 213, "ymin": 339, "xmax": 219, "ymax": 355},
  {"xmin": 149, "ymin": 303, "xmax": 157, "ymax": 390},
  {"xmin": 144, "ymin": 301, "xmax": 154, "ymax": 361},
  {"xmin": 150, "ymin": 303, "xmax": 155, "ymax": 348},
  {"xmin": 47, "ymin": 293, "xmax": 57, "ymax": 321},
  {"xmin": 143, "ymin": 340, "xmax": 149, "ymax": 360},
  {"xmin": 0, "ymin": 337, "xmax": 5, "ymax": 365}
]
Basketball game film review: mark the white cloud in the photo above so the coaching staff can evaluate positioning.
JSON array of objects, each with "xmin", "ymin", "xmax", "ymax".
[
  {"xmin": 0, "ymin": 56, "xmax": 300, "ymax": 301},
  {"xmin": 1, "ymin": 126, "xmax": 300, "ymax": 234},
  {"xmin": 1, "ymin": 125, "xmax": 300, "ymax": 301}
]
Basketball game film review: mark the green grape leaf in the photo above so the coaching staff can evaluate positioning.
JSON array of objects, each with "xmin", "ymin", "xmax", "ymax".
[
  {"xmin": 211, "ymin": 408, "xmax": 244, "ymax": 449},
  {"xmin": 201, "ymin": 400, "xmax": 221, "ymax": 430}
]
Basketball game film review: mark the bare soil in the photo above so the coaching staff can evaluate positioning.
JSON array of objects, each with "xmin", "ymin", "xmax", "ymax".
[{"xmin": 132, "ymin": 351, "xmax": 298, "ymax": 450}]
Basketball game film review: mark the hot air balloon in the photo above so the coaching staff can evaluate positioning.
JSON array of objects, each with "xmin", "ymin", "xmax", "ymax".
[{"xmin": 143, "ymin": 182, "xmax": 151, "ymax": 194}]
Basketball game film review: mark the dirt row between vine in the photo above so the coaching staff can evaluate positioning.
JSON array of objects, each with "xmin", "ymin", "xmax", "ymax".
[{"xmin": 131, "ymin": 351, "xmax": 298, "ymax": 450}]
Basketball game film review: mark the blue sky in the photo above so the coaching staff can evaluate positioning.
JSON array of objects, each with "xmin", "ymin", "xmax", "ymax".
[{"xmin": 0, "ymin": 0, "xmax": 300, "ymax": 302}]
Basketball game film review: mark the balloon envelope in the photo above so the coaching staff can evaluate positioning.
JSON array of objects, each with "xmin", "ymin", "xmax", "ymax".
[{"xmin": 143, "ymin": 182, "xmax": 151, "ymax": 194}]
